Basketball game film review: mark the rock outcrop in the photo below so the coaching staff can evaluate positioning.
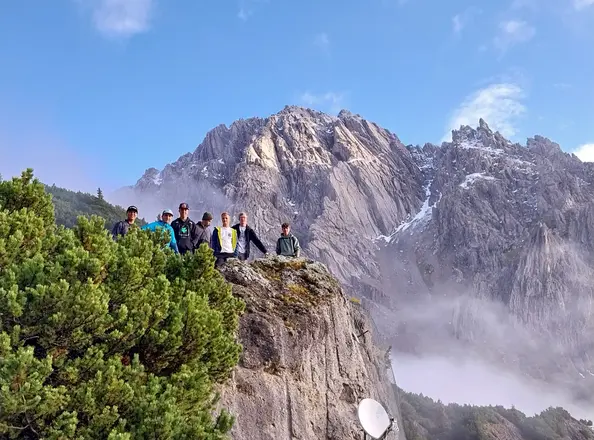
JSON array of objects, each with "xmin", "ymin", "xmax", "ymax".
[{"xmin": 217, "ymin": 257, "xmax": 402, "ymax": 440}]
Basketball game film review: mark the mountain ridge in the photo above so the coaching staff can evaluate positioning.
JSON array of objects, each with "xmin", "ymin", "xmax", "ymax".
[{"xmin": 111, "ymin": 105, "xmax": 594, "ymax": 403}]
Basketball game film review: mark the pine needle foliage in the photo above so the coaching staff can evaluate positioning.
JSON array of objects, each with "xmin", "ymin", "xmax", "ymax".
[{"xmin": 0, "ymin": 169, "xmax": 244, "ymax": 439}]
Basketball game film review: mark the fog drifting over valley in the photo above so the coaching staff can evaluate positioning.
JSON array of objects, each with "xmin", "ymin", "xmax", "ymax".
[
  {"xmin": 371, "ymin": 279, "xmax": 594, "ymax": 421},
  {"xmin": 391, "ymin": 354, "xmax": 594, "ymax": 420}
]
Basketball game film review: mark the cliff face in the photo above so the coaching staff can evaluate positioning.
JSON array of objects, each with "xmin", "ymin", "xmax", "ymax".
[
  {"xmin": 217, "ymin": 257, "xmax": 402, "ymax": 440},
  {"xmin": 379, "ymin": 121, "xmax": 594, "ymax": 325}
]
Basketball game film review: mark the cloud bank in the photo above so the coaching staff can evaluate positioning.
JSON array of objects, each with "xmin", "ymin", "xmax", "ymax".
[
  {"xmin": 91, "ymin": 0, "xmax": 155, "ymax": 37},
  {"xmin": 442, "ymin": 82, "xmax": 526, "ymax": 142}
]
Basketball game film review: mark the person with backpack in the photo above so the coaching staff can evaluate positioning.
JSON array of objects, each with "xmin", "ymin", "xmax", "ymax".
[
  {"xmin": 195, "ymin": 212, "xmax": 214, "ymax": 248},
  {"xmin": 142, "ymin": 209, "xmax": 179, "ymax": 253},
  {"xmin": 111, "ymin": 205, "xmax": 138, "ymax": 239},
  {"xmin": 171, "ymin": 202, "xmax": 199, "ymax": 255},
  {"xmin": 232, "ymin": 212, "xmax": 268, "ymax": 261},
  {"xmin": 211, "ymin": 211, "xmax": 237, "ymax": 267},
  {"xmin": 276, "ymin": 222, "xmax": 300, "ymax": 257}
]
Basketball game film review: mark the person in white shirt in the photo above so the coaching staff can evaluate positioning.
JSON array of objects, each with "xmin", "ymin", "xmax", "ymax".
[
  {"xmin": 232, "ymin": 212, "xmax": 268, "ymax": 261},
  {"xmin": 211, "ymin": 211, "xmax": 238, "ymax": 267}
]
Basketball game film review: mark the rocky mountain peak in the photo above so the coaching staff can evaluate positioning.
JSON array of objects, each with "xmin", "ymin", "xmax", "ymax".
[
  {"xmin": 136, "ymin": 167, "xmax": 162, "ymax": 190},
  {"xmin": 118, "ymin": 106, "xmax": 594, "ymax": 404},
  {"xmin": 478, "ymin": 117, "xmax": 491, "ymax": 131}
]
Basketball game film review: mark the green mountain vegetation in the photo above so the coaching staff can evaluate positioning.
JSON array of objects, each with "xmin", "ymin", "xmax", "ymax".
[
  {"xmin": 45, "ymin": 184, "xmax": 146, "ymax": 229},
  {"xmin": 0, "ymin": 169, "xmax": 244, "ymax": 438},
  {"xmin": 399, "ymin": 387, "xmax": 594, "ymax": 440}
]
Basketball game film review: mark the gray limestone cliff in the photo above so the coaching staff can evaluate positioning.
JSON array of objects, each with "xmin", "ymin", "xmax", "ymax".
[{"xmin": 217, "ymin": 257, "xmax": 402, "ymax": 440}]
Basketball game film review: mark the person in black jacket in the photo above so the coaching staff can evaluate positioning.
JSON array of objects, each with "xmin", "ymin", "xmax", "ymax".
[
  {"xmin": 111, "ymin": 205, "xmax": 138, "ymax": 239},
  {"xmin": 232, "ymin": 212, "xmax": 268, "ymax": 261},
  {"xmin": 171, "ymin": 202, "xmax": 199, "ymax": 255}
]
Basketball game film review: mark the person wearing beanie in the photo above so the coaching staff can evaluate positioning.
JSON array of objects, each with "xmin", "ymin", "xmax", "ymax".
[{"xmin": 195, "ymin": 211, "xmax": 214, "ymax": 249}]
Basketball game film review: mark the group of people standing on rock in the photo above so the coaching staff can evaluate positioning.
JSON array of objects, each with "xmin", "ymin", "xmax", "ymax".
[{"xmin": 111, "ymin": 203, "xmax": 301, "ymax": 267}]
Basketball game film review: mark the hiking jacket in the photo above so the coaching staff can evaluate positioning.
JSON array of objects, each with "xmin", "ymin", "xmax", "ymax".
[
  {"xmin": 211, "ymin": 226, "xmax": 238, "ymax": 257},
  {"xmin": 276, "ymin": 234, "xmax": 300, "ymax": 257},
  {"xmin": 232, "ymin": 223, "xmax": 267, "ymax": 258},
  {"xmin": 171, "ymin": 217, "xmax": 199, "ymax": 254},
  {"xmin": 195, "ymin": 222, "xmax": 212, "ymax": 248},
  {"xmin": 142, "ymin": 221, "xmax": 179, "ymax": 253},
  {"xmin": 111, "ymin": 220, "xmax": 133, "ymax": 239}
]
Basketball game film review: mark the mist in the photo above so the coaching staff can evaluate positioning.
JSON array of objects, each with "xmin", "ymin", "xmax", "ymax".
[
  {"xmin": 366, "ymin": 254, "xmax": 594, "ymax": 422},
  {"xmin": 391, "ymin": 353, "xmax": 594, "ymax": 421},
  {"xmin": 106, "ymin": 178, "xmax": 234, "ymax": 224}
]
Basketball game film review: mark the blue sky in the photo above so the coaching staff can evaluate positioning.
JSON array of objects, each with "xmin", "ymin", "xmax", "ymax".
[{"xmin": 1, "ymin": 0, "xmax": 593, "ymax": 192}]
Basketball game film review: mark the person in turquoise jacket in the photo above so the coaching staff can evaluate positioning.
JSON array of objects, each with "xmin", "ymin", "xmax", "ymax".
[{"xmin": 142, "ymin": 209, "xmax": 179, "ymax": 254}]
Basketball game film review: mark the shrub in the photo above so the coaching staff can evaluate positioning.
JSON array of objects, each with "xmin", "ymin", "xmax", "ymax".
[{"xmin": 0, "ymin": 169, "xmax": 244, "ymax": 439}]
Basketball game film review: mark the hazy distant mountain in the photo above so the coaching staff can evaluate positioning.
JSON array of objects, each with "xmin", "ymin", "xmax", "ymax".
[{"xmin": 116, "ymin": 105, "xmax": 594, "ymax": 404}]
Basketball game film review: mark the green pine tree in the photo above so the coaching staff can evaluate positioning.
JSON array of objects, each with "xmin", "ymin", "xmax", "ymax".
[
  {"xmin": 0, "ymin": 169, "xmax": 245, "ymax": 439},
  {"xmin": 97, "ymin": 187, "xmax": 104, "ymax": 200}
]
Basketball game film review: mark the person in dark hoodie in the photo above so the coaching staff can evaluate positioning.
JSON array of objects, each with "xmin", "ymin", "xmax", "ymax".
[
  {"xmin": 171, "ymin": 202, "xmax": 199, "ymax": 255},
  {"xmin": 195, "ymin": 212, "xmax": 213, "ymax": 248},
  {"xmin": 111, "ymin": 205, "xmax": 138, "ymax": 239},
  {"xmin": 232, "ymin": 212, "xmax": 268, "ymax": 261},
  {"xmin": 276, "ymin": 222, "xmax": 300, "ymax": 257}
]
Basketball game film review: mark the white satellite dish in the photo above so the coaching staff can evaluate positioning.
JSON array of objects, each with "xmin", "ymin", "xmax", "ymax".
[{"xmin": 357, "ymin": 398, "xmax": 394, "ymax": 439}]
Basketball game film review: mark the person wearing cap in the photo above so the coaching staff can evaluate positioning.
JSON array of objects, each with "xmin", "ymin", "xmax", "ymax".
[
  {"xmin": 195, "ymin": 211, "xmax": 214, "ymax": 248},
  {"xmin": 141, "ymin": 209, "xmax": 179, "ymax": 253},
  {"xmin": 171, "ymin": 202, "xmax": 199, "ymax": 255},
  {"xmin": 211, "ymin": 211, "xmax": 238, "ymax": 267},
  {"xmin": 111, "ymin": 205, "xmax": 138, "ymax": 239},
  {"xmin": 232, "ymin": 212, "xmax": 268, "ymax": 261}
]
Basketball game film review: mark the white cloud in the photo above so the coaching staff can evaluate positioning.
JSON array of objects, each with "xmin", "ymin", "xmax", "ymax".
[
  {"xmin": 92, "ymin": 0, "xmax": 154, "ymax": 37},
  {"xmin": 452, "ymin": 14, "xmax": 464, "ymax": 33},
  {"xmin": 442, "ymin": 83, "xmax": 526, "ymax": 142},
  {"xmin": 574, "ymin": 143, "xmax": 594, "ymax": 162},
  {"xmin": 493, "ymin": 19, "xmax": 536, "ymax": 54},
  {"xmin": 300, "ymin": 91, "xmax": 345, "ymax": 114},
  {"xmin": 237, "ymin": 0, "xmax": 269, "ymax": 21},
  {"xmin": 314, "ymin": 32, "xmax": 330, "ymax": 50},
  {"xmin": 574, "ymin": 0, "xmax": 594, "ymax": 10},
  {"xmin": 452, "ymin": 8, "xmax": 481, "ymax": 34},
  {"xmin": 238, "ymin": 8, "xmax": 251, "ymax": 21}
]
